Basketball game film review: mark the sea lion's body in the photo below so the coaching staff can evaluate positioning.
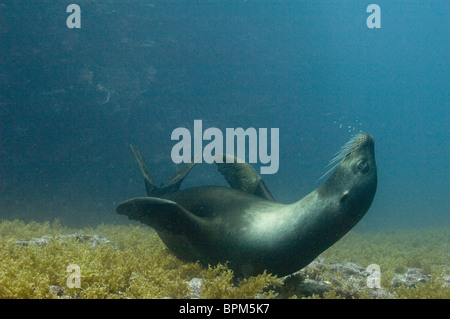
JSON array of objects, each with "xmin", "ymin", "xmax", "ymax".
[{"xmin": 117, "ymin": 134, "xmax": 377, "ymax": 277}]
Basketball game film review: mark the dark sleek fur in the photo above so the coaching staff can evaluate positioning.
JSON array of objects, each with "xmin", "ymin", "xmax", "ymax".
[{"xmin": 117, "ymin": 134, "xmax": 377, "ymax": 277}]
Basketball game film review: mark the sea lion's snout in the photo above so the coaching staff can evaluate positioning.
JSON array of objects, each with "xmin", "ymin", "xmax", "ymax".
[{"xmin": 349, "ymin": 133, "xmax": 375, "ymax": 154}]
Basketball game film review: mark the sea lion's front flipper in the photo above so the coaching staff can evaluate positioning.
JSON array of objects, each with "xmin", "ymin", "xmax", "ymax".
[
  {"xmin": 215, "ymin": 154, "xmax": 275, "ymax": 201},
  {"xmin": 116, "ymin": 197, "xmax": 203, "ymax": 235}
]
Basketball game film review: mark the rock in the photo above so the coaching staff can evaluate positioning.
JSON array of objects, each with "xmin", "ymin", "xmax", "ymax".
[
  {"xmin": 15, "ymin": 233, "xmax": 116, "ymax": 248},
  {"xmin": 331, "ymin": 262, "xmax": 366, "ymax": 276},
  {"xmin": 15, "ymin": 235, "xmax": 53, "ymax": 246},
  {"xmin": 187, "ymin": 278, "xmax": 203, "ymax": 298},
  {"xmin": 391, "ymin": 268, "xmax": 432, "ymax": 288},
  {"xmin": 441, "ymin": 275, "xmax": 450, "ymax": 288},
  {"xmin": 297, "ymin": 278, "xmax": 333, "ymax": 296},
  {"xmin": 276, "ymin": 258, "xmax": 395, "ymax": 299},
  {"xmin": 49, "ymin": 285, "xmax": 65, "ymax": 297},
  {"xmin": 49, "ymin": 285, "xmax": 76, "ymax": 299}
]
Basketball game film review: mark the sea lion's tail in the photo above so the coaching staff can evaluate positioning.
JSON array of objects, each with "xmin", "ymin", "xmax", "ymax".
[{"xmin": 130, "ymin": 145, "xmax": 196, "ymax": 196}]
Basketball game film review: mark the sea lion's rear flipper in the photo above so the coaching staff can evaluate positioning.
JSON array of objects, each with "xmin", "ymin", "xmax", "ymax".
[
  {"xmin": 130, "ymin": 145, "xmax": 274, "ymax": 200},
  {"xmin": 166, "ymin": 162, "xmax": 197, "ymax": 190},
  {"xmin": 130, "ymin": 145, "xmax": 158, "ymax": 195},
  {"xmin": 130, "ymin": 145, "xmax": 197, "ymax": 196},
  {"xmin": 215, "ymin": 154, "xmax": 275, "ymax": 201},
  {"xmin": 116, "ymin": 197, "xmax": 203, "ymax": 234}
]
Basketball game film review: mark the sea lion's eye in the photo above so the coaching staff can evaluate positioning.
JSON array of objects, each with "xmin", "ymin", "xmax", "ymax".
[{"xmin": 357, "ymin": 160, "xmax": 370, "ymax": 173}]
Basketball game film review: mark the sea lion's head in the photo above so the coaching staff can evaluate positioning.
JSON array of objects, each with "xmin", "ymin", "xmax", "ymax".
[{"xmin": 319, "ymin": 133, "xmax": 378, "ymax": 220}]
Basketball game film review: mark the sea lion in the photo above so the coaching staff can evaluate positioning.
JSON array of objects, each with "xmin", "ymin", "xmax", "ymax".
[{"xmin": 117, "ymin": 133, "xmax": 377, "ymax": 277}]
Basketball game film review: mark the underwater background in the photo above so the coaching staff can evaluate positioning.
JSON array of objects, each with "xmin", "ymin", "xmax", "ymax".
[{"xmin": 0, "ymin": 1, "xmax": 448, "ymax": 299}]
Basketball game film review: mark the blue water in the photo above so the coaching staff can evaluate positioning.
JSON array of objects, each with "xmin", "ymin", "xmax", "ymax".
[{"xmin": 0, "ymin": 1, "xmax": 448, "ymax": 230}]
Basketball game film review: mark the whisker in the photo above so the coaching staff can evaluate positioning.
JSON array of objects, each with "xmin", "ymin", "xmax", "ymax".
[{"xmin": 315, "ymin": 133, "xmax": 364, "ymax": 183}]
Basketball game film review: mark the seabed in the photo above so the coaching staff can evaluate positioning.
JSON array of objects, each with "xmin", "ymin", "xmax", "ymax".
[{"xmin": 0, "ymin": 219, "xmax": 448, "ymax": 299}]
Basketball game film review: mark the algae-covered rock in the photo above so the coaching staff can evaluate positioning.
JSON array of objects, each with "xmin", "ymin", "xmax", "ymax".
[
  {"xmin": 441, "ymin": 275, "xmax": 450, "ymax": 288},
  {"xmin": 15, "ymin": 233, "xmax": 116, "ymax": 248},
  {"xmin": 187, "ymin": 278, "xmax": 203, "ymax": 298},
  {"xmin": 276, "ymin": 258, "xmax": 395, "ymax": 299},
  {"xmin": 391, "ymin": 268, "xmax": 432, "ymax": 288}
]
